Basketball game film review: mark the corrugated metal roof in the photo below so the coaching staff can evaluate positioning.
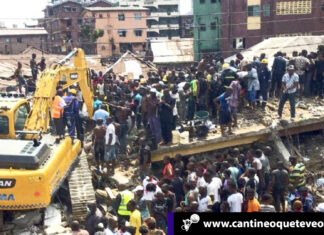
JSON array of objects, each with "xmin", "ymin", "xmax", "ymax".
[
  {"xmin": 0, "ymin": 28, "xmax": 48, "ymax": 37},
  {"xmin": 225, "ymin": 36, "xmax": 324, "ymax": 64},
  {"xmin": 151, "ymin": 38, "xmax": 194, "ymax": 64},
  {"xmin": 84, "ymin": 6, "xmax": 149, "ymax": 11}
]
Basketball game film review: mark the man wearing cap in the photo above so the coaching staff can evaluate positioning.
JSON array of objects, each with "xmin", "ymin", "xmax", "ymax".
[
  {"xmin": 63, "ymin": 88, "xmax": 79, "ymax": 140},
  {"xmin": 257, "ymin": 59, "xmax": 271, "ymax": 110},
  {"xmin": 133, "ymin": 185, "xmax": 150, "ymax": 220},
  {"xmin": 278, "ymin": 65, "xmax": 299, "ymax": 121},
  {"xmin": 215, "ymin": 86, "xmax": 233, "ymax": 137}
]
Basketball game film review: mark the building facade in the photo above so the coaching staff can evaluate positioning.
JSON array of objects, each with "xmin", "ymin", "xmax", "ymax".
[
  {"xmin": 193, "ymin": 0, "xmax": 222, "ymax": 61},
  {"xmin": 221, "ymin": 0, "xmax": 324, "ymax": 57},
  {"xmin": 0, "ymin": 28, "xmax": 48, "ymax": 54},
  {"xmin": 43, "ymin": 1, "xmax": 84, "ymax": 54},
  {"xmin": 119, "ymin": 0, "xmax": 181, "ymax": 39},
  {"xmin": 82, "ymin": 7, "xmax": 148, "ymax": 57},
  {"xmin": 42, "ymin": 0, "xmax": 112, "ymax": 54}
]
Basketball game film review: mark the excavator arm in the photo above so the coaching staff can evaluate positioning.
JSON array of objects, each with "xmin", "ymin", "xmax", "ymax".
[{"xmin": 23, "ymin": 48, "xmax": 94, "ymax": 138}]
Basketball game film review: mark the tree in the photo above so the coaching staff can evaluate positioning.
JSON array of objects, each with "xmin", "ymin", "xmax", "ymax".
[{"xmin": 81, "ymin": 25, "xmax": 104, "ymax": 54}]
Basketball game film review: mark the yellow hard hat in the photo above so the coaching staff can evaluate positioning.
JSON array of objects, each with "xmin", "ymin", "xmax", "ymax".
[
  {"xmin": 261, "ymin": 59, "xmax": 268, "ymax": 64},
  {"xmin": 69, "ymin": 89, "xmax": 77, "ymax": 95},
  {"xmin": 222, "ymin": 63, "xmax": 229, "ymax": 70},
  {"xmin": 162, "ymin": 75, "xmax": 168, "ymax": 82},
  {"xmin": 140, "ymin": 78, "xmax": 147, "ymax": 84}
]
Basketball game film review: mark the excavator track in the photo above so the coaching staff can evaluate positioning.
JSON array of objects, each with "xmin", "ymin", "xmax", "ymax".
[{"xmin": 68, "ymin": 152, "xmax": 95, "ymax": 222}]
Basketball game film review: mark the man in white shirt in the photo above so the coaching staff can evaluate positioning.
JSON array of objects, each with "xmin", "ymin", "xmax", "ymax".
[
  {"xmin": 204, "ymin": 171, "xmax": 222, "ymax": 204},
  {"xmin": 105, "ymin": 117, "xmax": 117, "ymax": 174},
  {"xmin": 227, "ymin": 180, "xmax": 243, "ymax": 212},
  {"xmin": 198, "ymin": 186, "xmax": 212, "ymax": 212},
  {"xmin": 278, "ymin": 65, "xmax": 299, "ymax": 121}
]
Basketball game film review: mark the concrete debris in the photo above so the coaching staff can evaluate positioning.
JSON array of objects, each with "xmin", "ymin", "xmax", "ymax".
[
  {"xmin": 44, "ymin": 204, "xmax": 62, "ymax": 227},
  {"xmin": 12, "ymin": 210, "xmax": 42, "ymax": 229},
  {"xmin": 44, "ymin": 224, "xmax": 72, "ymax": 235}
]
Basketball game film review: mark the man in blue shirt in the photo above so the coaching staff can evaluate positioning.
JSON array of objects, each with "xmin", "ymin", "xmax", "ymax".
[
  {"xmin": 93, "ymin": 96, "xmax": 102, "ymax": 111},
  {"xmin": 93, "ymin": 104, "xmax": 110, "ymax": 126},
  {"xmin": 63, "ymin": 89, "xmax": 79, "ymax": 140},
  {"xmin": 215, "ymin": 86, "xmax": 233, "ymax": 137}
]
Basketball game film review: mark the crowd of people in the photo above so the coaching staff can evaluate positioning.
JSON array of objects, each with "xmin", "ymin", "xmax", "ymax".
[
  {"xmin": 16, "ymin": 49, "xmax": 324, "ymax": 235},
  {"xmin": 70, "ymin": 49, "xmax": 324, "ymax": 235},
  {"xmin": 76, "ymin": 144, "xmax": 324, "ymax": 235}
]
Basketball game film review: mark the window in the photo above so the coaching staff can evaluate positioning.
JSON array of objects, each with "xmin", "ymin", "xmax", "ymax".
[
  {"xmin": 200, "ymin": 24, "xmax": 206, "ymax": 31},
  {"xmin": 99, "ymin": 14, "xmax": 103, "ymax": 18},
  {"xmin": 210, "ymin": 22, "xmax": 217, "ymax": 30},
  {"xmin": 118, "ymin": 13, "xmax": 125, "ymax": 21},
  {"xmin": 64, "ymin": 6, "xmax": 71, "ymax": 12},
  {"xmin": 118, "ymin": 29, "xmax": 127, "ymax": 37},
  {"xmin": 233, "ymin": 38, "xmax": 246, "ymax": 49},
  {"xmin": 101, "ymin": 46, "xmax": 106, "ymax": 50},
  {"xmin": 0, "ymin": 116, "xmax": 9, "ymax": 135},
  {"xmin": 248, "ymin": 5, "xmax": 260, "ymax": 16},
  {"xmin": 66, "ymin": 19, "xmax": 72, "ymax": 27},
  {"xmin": 134, "ymin": 29, "xmax": 142, "ymax": 36},
  {"xmin": 134, "ymin": 13, "xmax": 141, "ymax": 21},
  {"xmin": 72, "ymin": 8, "xmax": 77, "ymax": 12},
  {"xmin": 263, "ymin": 4, "xmax": 271, "ymax": 16},
  {"xmin": 200, "ymin": 0, "xmax": 205, "ymax": 3},
  {"xmin": 14, "ymin": 104, "xmax": 28, "ymax": 131},
  {"xmin": 17, "ymin": 37, "xmax": 22, "ymax": 43},
  {"xmin": 276, "ymin": 1, "xmax": 311, "ymax": 15},
  {"xmin": 77, "ymin": 19, "xmax": 82, "ymax": 25},
  {"xmin": 107, "ymin": 13, "xmax": 110, "ymax": 18},
  {"xmin": 211, "ymin": 0, "xmax": 217, "ymax": 3}
]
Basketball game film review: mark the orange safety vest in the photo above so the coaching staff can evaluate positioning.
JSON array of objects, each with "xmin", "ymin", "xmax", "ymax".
[{"xmin": 52, "ymin": 96, "xmax": 64, "ymax": 118}]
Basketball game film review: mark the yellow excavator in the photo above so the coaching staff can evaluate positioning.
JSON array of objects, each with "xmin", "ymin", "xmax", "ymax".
[{"xmin": 0, "ymin": 48, "xmax": 95, "ymax": 223}]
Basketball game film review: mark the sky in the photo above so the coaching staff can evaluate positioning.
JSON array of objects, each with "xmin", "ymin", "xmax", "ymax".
[
  {"xmin": 0, "ymin": 0, "xmax": 192, "ymax": 28},
  {"xmin": 0, "ymin": 0, "xmax": 48, "ymax": 27}
]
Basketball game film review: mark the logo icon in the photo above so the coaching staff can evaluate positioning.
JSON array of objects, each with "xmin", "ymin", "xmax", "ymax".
[{"xmin": 181, "ymin": 214, "xmax": 200, "ymax": 232}]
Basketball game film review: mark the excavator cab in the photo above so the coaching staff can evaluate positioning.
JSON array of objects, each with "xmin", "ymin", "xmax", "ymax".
[{"xmin": 0, "ymin": 95, "xmax": 30, "ymax": 139}]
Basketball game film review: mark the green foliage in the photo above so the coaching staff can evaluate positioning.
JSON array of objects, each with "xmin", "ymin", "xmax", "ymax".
[{"xmin": 81, "ymin": 25, "xmax": 104, "ymax": 43}]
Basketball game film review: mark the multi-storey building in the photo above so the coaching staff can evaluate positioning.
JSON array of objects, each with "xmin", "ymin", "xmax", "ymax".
[
  {"xmin": 119, "ymin": 0, "xmax": 181, "ymax": 39},
  {"xmin": 221, "ymin": 0, "xmax": 324, "ymax": 57},
  {"xmin": 42, "ymin": 0, "xmax": 112, "ymax": 54},
  {"xmin": 81, "ymin": 7, "xmax": 148, "ymax": 56},
  {"xmin": 193, "ymin": 0, "xmax": 222, "ymax": 61}
]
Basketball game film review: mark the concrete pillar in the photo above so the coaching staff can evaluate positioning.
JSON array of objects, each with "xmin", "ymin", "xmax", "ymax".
[{"xmin": 272, "ymin": 134, "xmax": 291, "ymax": 167}]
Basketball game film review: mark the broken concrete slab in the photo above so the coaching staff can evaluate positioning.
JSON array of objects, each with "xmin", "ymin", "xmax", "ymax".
[
  {"xmin": 272, "ymin": 134, "xmax": 291, "ymax": 167},
  {"xmin": 44, "ymin": 204, "xmax": 62, "ymax": 227},
  {"xmin": 12, "ymin": 210, "xmax": 42, "ymax": 229}
]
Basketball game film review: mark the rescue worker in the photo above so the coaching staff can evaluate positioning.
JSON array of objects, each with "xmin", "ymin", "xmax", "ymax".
[
  {"xmin": 220, "ymin": 63, "xmax": 239, "ymax": 87},
  {"xmin": 257, "ymin": 59, "xmax": 271, "ymax": 110},
  {"xmin": 114, "ymin": 184, "xmax": 134, "ymax": 227},
  {"xmin": 289, "ymin": 156, "xmax": 306, "ymax": 189},
  {"xmin": 52, "ymin": 89, "xmax": 66, "ymax": 143},
  {"xmin": 63, "ymin": 89, "xmax": 79, "ymax": 140}
]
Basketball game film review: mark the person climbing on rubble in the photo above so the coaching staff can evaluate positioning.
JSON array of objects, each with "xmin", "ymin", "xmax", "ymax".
[
  {"xmin": 30, "ymin": 53, "xmax": 38, "ymax": 81},
  {"xmin": 105, "ymin": 116, "xmax": 117, "ymax": 174},
  {"xmin": 14, "ymin": 62, "xmax": 28, "ymax": 96},
  {"xmin": 278, "ymin": 65, "xmax": 299, "ymax": 121},
  {"xmin": 257, "ymin": 59, "xmax": 271, "ymax": 110},
  {"xmin": 92, "ymin": 118, "xmax": 106, "ymax": 170}
]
